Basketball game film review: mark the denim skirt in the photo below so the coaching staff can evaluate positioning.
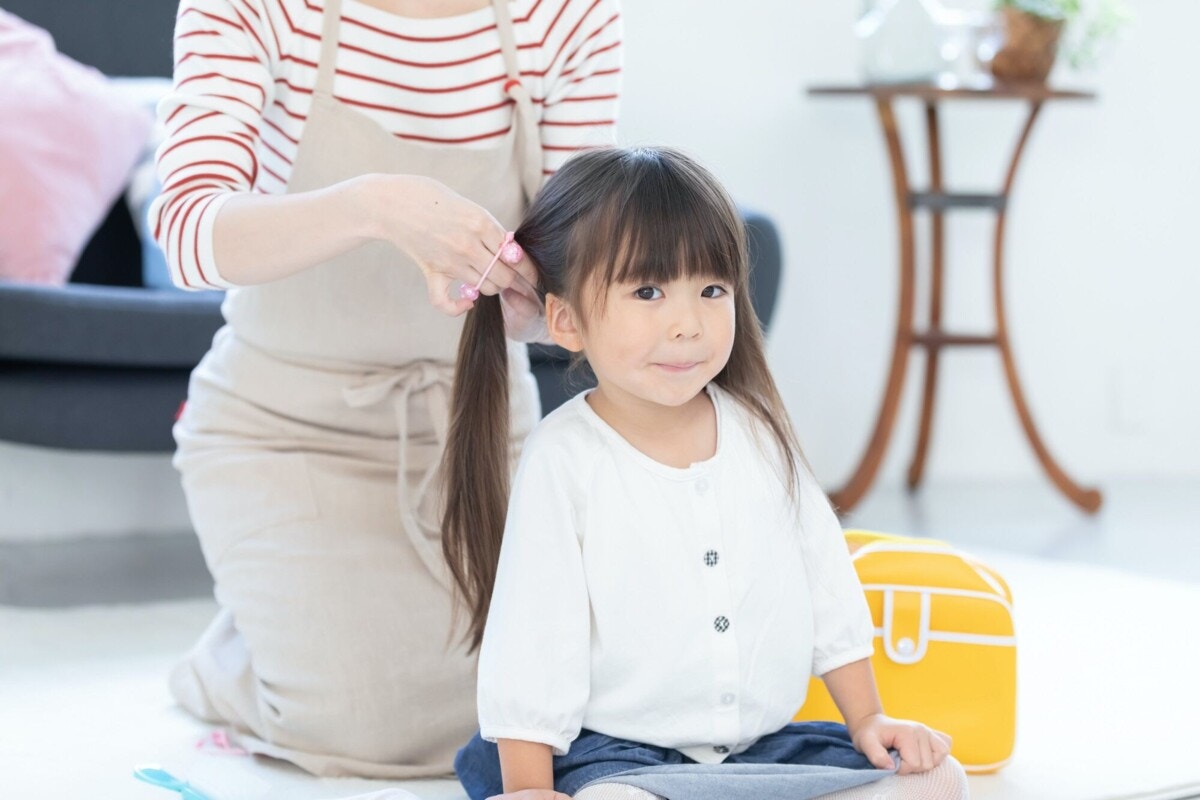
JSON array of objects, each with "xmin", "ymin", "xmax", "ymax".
[{"xmin": 455, "ymin": 721, "xmax": 895, "ymax": 800}]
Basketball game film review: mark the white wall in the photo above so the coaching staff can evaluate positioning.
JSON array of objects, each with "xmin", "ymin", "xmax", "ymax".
[
  {"xmin": 2, "ymin": 0, "xmax": 1197, "ymax": 540},
  {"xmin": 617, "ymin": 0, "xmax": 1200, "ymax": 488},
  {"xmin": 0, "ymin": 443, "xmax": 190, "ymax": 540}
]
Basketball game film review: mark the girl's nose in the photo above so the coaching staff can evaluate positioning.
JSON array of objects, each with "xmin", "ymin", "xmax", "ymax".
[{"xmin": 668, "ymin": 303, "xmax": 703, "ymax": 340}]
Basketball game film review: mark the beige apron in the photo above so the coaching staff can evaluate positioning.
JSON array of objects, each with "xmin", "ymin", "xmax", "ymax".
[{"xmin": 170, "ymin": 0, "xmax": 542, "ymax": 778}]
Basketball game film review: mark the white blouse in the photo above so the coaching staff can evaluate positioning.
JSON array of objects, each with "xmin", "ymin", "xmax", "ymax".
[{"xmin": 477, "ymin": 384, "xmax": 873, "ymax": 764}]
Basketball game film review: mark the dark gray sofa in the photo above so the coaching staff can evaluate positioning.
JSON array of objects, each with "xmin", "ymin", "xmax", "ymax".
[{"xmin": 0, "ymin": 0, "xmax": 783, "ymax": 454}]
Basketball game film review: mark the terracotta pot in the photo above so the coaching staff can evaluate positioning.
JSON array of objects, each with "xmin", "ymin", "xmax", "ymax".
[{"xmin": 990, "ymin": 6, "xmax": 1064, "ymax": 83}]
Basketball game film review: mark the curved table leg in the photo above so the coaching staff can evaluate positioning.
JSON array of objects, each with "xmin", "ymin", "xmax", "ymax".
[
  {"xmin": 907, "ymin": 101, "xmax": 944, "ymax": 490},
  {"xmin": 994, "ymin": 101, "xmax": 1102, "ymax": 513},
  {"xmin": 830, "ymin": 97, "xmax": 916, "ymax": 513}
]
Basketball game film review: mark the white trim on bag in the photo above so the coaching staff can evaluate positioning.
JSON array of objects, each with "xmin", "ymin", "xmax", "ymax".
[
  {"xmin": 872, "ymin": 627, "xmax": 1017, "ymax": 649},
  {"xmin": 853, "ymin": 541, "xmax": 1011, "ymax": 601},
  {"xmin": 861, "ymin": 583, "xmax": 1014, "ymax": 614},
  {"xmin": 853, "ymin": 541, "xmax": 966, "ymax": 558}
]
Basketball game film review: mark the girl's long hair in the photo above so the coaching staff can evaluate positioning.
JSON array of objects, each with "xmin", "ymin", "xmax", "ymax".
[{"xmin": 442, "ymin": 147, "xmax": 804, "ymax": 652}]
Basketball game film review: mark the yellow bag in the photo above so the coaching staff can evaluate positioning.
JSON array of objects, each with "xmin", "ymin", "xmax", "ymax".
[{"xmin": 794, "ymin": 530, "xmax": 1016, "ymax": 773}]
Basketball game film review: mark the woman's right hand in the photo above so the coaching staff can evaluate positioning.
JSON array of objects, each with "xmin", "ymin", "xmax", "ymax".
[{"xmin": 364, "ymin": 173, "xmax": 541, "ymax": 318}]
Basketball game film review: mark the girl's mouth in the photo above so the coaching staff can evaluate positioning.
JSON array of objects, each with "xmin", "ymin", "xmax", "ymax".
[{"xmin": 654, "ymin": 361, "xmax": 701, "ymax": 373}]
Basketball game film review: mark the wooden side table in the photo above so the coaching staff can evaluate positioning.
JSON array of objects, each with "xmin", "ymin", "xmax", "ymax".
[{"xmin": 808, "ymin": 80, "xmax": 1102, "ymax": 514}]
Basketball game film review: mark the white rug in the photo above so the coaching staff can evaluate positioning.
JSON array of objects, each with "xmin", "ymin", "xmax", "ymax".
[{"xmin": 3, "ymin": 551, "xmax": 1199, "ymax": 800}]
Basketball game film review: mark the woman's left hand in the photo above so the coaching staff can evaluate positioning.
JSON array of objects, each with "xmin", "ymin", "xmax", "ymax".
[{"xmin": 848, "ymin": 713, "xmax": 952, "ymax": 775}]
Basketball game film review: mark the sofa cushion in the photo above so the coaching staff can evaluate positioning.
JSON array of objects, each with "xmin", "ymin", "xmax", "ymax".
[
  {"xmin": 0, "ymin": 283, "xmax": 224, "ymax": 369},
  {"xmin": 0, "ymin": 10, "xmax": 152, "ymax": 285}
]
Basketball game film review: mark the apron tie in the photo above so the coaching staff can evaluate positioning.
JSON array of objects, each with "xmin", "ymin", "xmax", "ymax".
[
  {"xmin": 343, "ymin": 362, "xmax": 454, "ymax": 591},
  {"xmin": 501, "ymin": 72, "xmax": 544, "ymax": 202}
]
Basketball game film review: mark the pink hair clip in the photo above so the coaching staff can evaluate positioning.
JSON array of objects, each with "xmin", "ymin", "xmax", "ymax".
[{"xmin": 458, "ymin": 232, "xmax": 524, "ymax": 302}]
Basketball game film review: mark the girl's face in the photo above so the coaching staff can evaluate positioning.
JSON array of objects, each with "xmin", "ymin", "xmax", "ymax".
[{"xmin": 547, "ymin": 273, "xmax": 736, "ymax": 410}]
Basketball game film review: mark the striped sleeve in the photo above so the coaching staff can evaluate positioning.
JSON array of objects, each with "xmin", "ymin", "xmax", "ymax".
[
  {"xmin": 538, "ymin": 0, "xmax": 622, "ymax": 175},
  {"xmin": 149, "ymin": 0, "xmax": 277, "ymax": 290}
]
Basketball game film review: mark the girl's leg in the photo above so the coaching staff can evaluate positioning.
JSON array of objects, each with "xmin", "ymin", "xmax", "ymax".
[
  {"xmin": 574, "ymin": 785, "xmax": 664, "ymax": 800},
  {"xmin": 815, "ymin": 756, "xmax": 969, "ymax": 800}
]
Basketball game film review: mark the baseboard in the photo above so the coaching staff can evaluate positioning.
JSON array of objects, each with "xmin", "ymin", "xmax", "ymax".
[{"xmin": 0, "ymin": 531, "xmax": 212, "ymax": 607}]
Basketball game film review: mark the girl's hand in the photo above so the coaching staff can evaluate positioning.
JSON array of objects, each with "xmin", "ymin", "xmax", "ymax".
[
  {"xmin": 365, "ymin": 174, "xmax": 540, "ymax": 318},
  {"xmin": 486, "ymin": 791, "xmax": 572, "ymax": 800},
  {"xmin": 848, "ymin": 713, "xmax": 952, "ymax": 775}
]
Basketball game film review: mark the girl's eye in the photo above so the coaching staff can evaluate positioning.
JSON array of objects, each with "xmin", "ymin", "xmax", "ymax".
[
  {"xmin": 634, "ymin": 286, "xmax": 663, "ymax": 300},
  {"xmin": 702, "ymin": 285, "xmax": 728, "ymax": 298}
]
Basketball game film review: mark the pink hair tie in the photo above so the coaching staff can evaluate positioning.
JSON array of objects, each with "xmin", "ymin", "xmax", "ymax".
[
  {"xmin": 195, "ymin": 729, "xmax": 248, "ymax": 756},
  {"xmin": 459, "ymin": 232, "xmax": 524, "ymax": 302}
]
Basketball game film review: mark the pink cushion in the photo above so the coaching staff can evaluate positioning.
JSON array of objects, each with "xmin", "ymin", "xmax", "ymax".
[{"xmin": 0, "ymin": 10, "xmax": 152, "ymax": 285}]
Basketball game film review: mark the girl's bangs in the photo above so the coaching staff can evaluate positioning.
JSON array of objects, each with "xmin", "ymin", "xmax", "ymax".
[{"xmin": 566, "ymin": 154, "xmax": 744, "ymax": 303}]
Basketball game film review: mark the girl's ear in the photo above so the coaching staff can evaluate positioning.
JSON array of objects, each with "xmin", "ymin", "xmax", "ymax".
[{"xmin": 545, "ymin": 293, "xmax": 584, "ymax": 353}]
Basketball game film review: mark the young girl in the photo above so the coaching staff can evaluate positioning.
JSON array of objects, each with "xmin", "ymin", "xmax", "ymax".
[{"xmin": 440, "ymin": 147, "xmax": 968, "ymax": 800}]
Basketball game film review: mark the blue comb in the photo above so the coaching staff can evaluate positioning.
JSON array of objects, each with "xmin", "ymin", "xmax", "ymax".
[{"xmin": 133, "ymin": 764, "xmax": 216, "ymax": 800}]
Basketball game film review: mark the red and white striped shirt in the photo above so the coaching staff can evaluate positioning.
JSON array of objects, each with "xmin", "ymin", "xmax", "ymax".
[{"xmin": 150, "ymin": 0, "xmax": 622, "ymax": 290}]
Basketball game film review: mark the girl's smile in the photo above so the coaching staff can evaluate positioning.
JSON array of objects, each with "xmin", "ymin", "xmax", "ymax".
[{"xmin": 653, "ymin": 361, "xmax": 703, "ymax": 373}]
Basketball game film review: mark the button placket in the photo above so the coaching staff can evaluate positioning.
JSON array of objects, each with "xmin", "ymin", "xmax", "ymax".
[{"xmin": 694, "ymin": 470, "xmax": 740, "ymax": 753}]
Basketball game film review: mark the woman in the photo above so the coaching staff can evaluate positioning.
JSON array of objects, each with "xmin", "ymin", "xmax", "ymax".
[{"xmin": 151, "ymin": 0, "xmax": 621, "ymax": 778}]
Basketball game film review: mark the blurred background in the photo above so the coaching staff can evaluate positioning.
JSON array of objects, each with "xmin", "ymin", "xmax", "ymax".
[
  {"xmin": 2, "ymin": 0, "xmax": 1197, "ymax": 581},
  {"xmin": 2, "ymin": 3, "xmax": 1198, "ymax": 798}
]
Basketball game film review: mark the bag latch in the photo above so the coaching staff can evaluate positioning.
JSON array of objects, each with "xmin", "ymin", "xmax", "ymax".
[{"xmin": 882, "ymin": 589, "xmax": 931, "ymax": 665}]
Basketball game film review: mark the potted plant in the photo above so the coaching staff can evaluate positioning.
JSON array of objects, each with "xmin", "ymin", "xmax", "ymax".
[{"xmin": 990, "ymin": 0, "xmax": 1130, "ymax": 82}]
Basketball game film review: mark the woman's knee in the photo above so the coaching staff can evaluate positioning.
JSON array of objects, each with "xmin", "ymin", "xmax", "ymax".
[{"xmin": 263, "ymin": 657, "xmax": 475, "ymax": 764}]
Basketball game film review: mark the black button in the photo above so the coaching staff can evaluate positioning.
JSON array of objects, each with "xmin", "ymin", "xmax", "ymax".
[
  {"xmin": 713, "ymin": 745, "xmax": 730, "ymax": 754},
  {"xmin": 713, "ymin": 616, "xmax": 730, "ymax": 633},
  {"xmin": 704, "ymin": 550, "xmax": 719, "ymax": 567}
]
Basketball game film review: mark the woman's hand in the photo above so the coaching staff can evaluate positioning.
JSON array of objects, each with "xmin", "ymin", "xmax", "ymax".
[
  {"xmin": 848, "ymin": 713, "xmax": 952, "ymax": 775},
  {"xmin": 486, "ymin": 791, "xmax": 572, "ymax": 800},
  {"xmin": 364, "ymin": 173, "xmax": 542, "ymax": 320}
]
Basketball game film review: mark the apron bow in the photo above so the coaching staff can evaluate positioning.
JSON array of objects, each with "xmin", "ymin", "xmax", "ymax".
[{"xmin": 343, "ymin": 361, "xmax": 455, "ymax": 591}]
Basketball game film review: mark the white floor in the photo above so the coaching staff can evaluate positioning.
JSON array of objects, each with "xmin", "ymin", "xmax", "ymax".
[
  {"xmin": 4, "ymin": 479, "xmax": 1200, "ymax": 800},
  {"xmin": 843, "ymin": 478, "xmax": 1200, "ymax": 587}
]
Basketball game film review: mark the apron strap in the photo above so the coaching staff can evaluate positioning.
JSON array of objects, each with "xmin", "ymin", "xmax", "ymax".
[
  {"xmin": 314, "ymin": 0, "xmax": 344, "ymax": 97},
  {"xmin": 493, "ymin": 0, "xmax": 545, "ymax": 202},
  {"xmin": 312, "ymin": 0, "xmax": 542, "ymax": 198}
]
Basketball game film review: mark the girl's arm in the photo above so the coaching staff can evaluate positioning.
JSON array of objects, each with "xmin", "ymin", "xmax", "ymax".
[
  {"xmin": 821, "ymin": 657, "xmax": 952, "ymax": 774},
  {"xmin": 820, "ymin": 657, "xmax": 885, "ymax": 736},
  {"xmin": 497, "ymin": 739, "xmax": 555, "ymax": 793}
]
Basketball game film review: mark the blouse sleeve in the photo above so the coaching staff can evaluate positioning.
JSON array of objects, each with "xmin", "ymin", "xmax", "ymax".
[
  {"xmin": 476, "ymin": 429, "xmax": 591, "ymax": 755},
  {"xmin": 796, "ymin": 462, "xmax": 875, "ymax": 677},
  {"xmin": 148, "ymin": 0, "xmax": 277, "ymax": 290},
  {"xmin": 537, "ymin": 0, "xmax": 623, "ymax": 176}
]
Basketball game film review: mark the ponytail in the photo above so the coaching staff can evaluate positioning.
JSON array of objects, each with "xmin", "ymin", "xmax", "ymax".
[{"xmin": 441, "ymin": 294, "xmax": 510, "ymax": 652}]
